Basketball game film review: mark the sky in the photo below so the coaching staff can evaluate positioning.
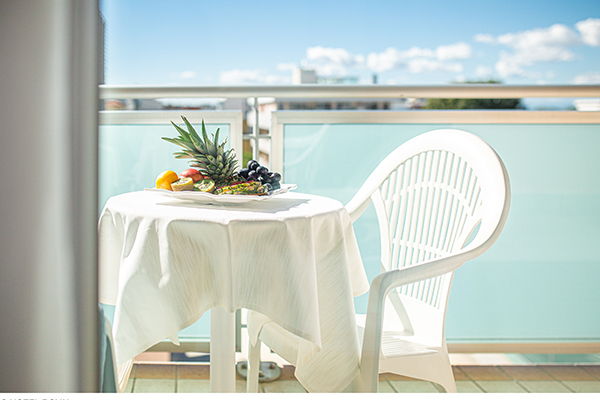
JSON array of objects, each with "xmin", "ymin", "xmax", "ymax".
[{"xmin": 100, "ymin": 0, "xmax": 600, "ymax": 88}]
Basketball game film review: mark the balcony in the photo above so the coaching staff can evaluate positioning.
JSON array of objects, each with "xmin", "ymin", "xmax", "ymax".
[
  {"xmin": 4, "ymin": 1, "xmax": 600, "ymax": 394},
  {"xmin": 96, "ymin": 84, "xmax": 600, "ymax": 393}
]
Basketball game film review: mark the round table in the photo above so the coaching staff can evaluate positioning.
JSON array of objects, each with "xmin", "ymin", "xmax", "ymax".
[{"xmin": 98, "ymin": 190, "xmax": 369, "ymax": 392}]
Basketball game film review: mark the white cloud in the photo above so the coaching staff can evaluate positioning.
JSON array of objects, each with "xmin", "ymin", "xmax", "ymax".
[
  {"xmin": 277, "ymin": 63, "xmax": 297, "ymax": 71},
  {"xmin": 476, "ymin": 23, "xmax": 584, "ymax": 78},
  {"xmin": 300, "ymin": 42, "xmax": 472, "ymax": 76},
  {"xmin": 576, "ymin": 18, "xmax": 600, "ymax": 46},
  {"xmin": 475, "ymin": 65, "xmax": 493, "ymax": 77},
  {"xmin": 366, "ymin": 47, "xmax": 406, "ymax": 72},
  {"xmin": 572, "ymin": 71, "xmax": 600, "ymax": 84},
  {"xmin": 474, "ymin": 33, "xmax": 496, "ymax": 44},
  {"xmin": 496, "ymin": 23, "xmax": 580, "ymax": 49},
  {"xmin": 299, "ymin": 61, "xmax": 349, "ymax": 77},
  {"xmin": 219, "ymin": 69, "xmax": 290, "ymax": 84},
  {"xmin": 306, "ymin": 46, "xmax": 364, "ymax": 67},
  {"xmin": 302, "ymin": 46, "xmax": 367, "ymax": 76},
  {"xmin": 179, "ymin": 71, "xmax": 196, "ymax": 79},
  {"xmin": 365, "ymin": 43, "xmax": 469, "ymax": 73},
  {"xmin": 408, "ymin": 58, "xmax": 463, "ymax": 74},
  {"xmin": 436, "ymin": 42, "xmax": 472, "ymax": 60},
  {"xmin": 475, "ymin": 19, "xmax": 600, "ymax": 79},
  {"xmin": 495, "ymin": 51, "xmax": 541, "ymax": 79},
  {"xmin": 494, "ymin": 24, "xmax": 579, "ymax": 73},
  {"xmin": 402, "ymin": 46, "xmax": 436, "ymax": 58}
]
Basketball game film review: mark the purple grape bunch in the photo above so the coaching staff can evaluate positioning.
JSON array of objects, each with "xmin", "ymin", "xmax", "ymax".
[{"xmin": 237, "ymin": 160, "xmax": 281, "ymax": 191}]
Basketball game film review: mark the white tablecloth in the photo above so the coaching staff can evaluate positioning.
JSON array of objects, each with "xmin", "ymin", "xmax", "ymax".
[{"xmin": 98, "ymin": 190, "xmax": 369, "ymax": 392}]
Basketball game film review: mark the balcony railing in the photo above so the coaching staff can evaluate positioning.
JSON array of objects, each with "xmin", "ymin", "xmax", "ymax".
[
  {"xmin": 100, "ymin": 84, "xmax": 600, "ymax": 162},
  {"xmin": 98, "ymin": 84, "xmax": 600, "ymax": 354},
  {"xmin": 100, "ymin": 84, "xmax": 600, "ymax": 99}
]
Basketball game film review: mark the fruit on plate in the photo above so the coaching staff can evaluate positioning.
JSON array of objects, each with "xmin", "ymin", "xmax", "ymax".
[
  {"xmin": 162, "ymin": 117, "xmax": 239, "ymax": 186},
  {"xmin": 171, "ymin": 177, "xmax": 194, "ymax": 191},
  {"xmin": 156, "ymin": 170, "xmax": 179, "ymax": 190},
  {"xmin": 214, "ymin": 181, "xmax": 269, "ymax": 196},
  {"xmin": 239, "ymin": 160, "xmax": 281, "ymax": 190},
  {"xmin": 193, "ymin": 178, "xmax": 215, "ymax": 193},
  {"xmin": 180, "ymin": 168, "xmax": 204, "ymax": 182}
]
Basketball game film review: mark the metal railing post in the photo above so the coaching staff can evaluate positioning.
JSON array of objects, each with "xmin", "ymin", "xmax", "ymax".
[{"xmin": 252, "ymin": 97, "xmax": 259, "ymax": 162}]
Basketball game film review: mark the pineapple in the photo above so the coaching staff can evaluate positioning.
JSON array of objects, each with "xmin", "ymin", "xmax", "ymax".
[{"xmin": 162, "ymin": 116, "xmax": 239, "ymax": 186}]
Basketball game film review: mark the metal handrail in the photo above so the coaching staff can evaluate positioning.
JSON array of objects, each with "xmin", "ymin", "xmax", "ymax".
[{"xmin": 99, "ymin": 84, "xmax": 600, "ymax": 99}]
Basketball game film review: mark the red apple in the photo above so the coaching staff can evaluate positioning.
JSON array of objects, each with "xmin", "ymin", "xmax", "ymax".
[{"xmin": 180, "ymin": 168, "xmax": 204, "ymax": 182}]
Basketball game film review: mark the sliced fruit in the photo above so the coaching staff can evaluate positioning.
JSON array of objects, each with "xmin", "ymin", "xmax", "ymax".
[
  {"xmin": 193, "ymin": 178, "xmax": 215, "ymax": 193},
  {"xmin": 171, "ymin": 177, "xmax": 194, "ymax": 191},
  {"xmin": 214, "ymin": 181, "xmax": 268, "ymax": 196},
  {"xmin": 180, "ymin": 168, "xmax": 204, "ymax": 182},
  {"xmin": 156, "ymin": 170, "xmax": 178, "ymax": 190}
]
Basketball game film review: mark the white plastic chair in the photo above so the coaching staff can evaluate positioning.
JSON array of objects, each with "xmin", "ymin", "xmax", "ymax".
[{"xmin": 247, "ymin": 129, "xmax": 511, "ymax": 393}]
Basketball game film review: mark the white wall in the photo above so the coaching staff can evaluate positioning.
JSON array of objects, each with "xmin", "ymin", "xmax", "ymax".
[{"xmin": 0, "ymin": 0, "xmax": 99, "ymax": 392}]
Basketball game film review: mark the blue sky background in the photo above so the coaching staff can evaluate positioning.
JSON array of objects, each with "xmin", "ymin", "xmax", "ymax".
[{"xmin": 100, "ymin": 0, "xmax": 599, "ymax": 89}]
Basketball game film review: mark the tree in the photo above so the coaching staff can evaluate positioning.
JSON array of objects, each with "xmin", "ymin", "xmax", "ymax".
[{"xmin": 425, "ymin": 80, "xmax": 522, "ymax": 110}]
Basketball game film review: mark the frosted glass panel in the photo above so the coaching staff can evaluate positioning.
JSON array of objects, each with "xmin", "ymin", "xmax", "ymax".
[{"xmin": 283, "ymin": 123, "xmax": 600, "ymax": 343}]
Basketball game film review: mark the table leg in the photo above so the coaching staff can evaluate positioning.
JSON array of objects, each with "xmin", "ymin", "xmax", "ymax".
[{"xmin": 210, "ymin": 307, "xmax": 236, "ymax": 393}]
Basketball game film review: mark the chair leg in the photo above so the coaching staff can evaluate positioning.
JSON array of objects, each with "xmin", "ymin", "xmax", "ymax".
[
  {"xmin": 246, "ymin": 338, "xmax": 261, "ymax": 393},
  {"xmin": 438, "ymin": 379, "xmax": 457, "ymax": 393},
  {"xmin": 431, "ymin": 350, "xmax": 457, "ymax": 393},
  {"xmin": 434, "ymin": 366, "xmax": 457, "ymax": 393}
]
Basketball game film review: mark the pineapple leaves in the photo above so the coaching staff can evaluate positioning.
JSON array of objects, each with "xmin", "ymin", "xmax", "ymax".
[
  {"xmin": 182, "ymin": 116, "xmax": 198, "ymax": 137},
  {"xmin": 173, "ymin": 151, "xmax": 194, "ymax": 159},
  {"xmin": 182, "ymin": 116, "xmax": 207, "ymax": 153},
  {"xmin": 163, "ymin": 116, "xmax": 240, "ymax": 186},
  {"xmin": 169, "ymin": 121, "xmax": 192, "ymax": 142},
  {"xmin": 161, "ymin": 136, "xmax": 197, "ymax": 152},
  {"xmin": 214, "ymin": 128, "xmax": 220, "ymax": 148},
  {"xmin": 201, "ymin": 120, "xmax": 218, "ymax": 156}
]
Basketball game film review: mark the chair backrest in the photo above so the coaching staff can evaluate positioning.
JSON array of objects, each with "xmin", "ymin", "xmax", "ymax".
[{"xmin": 347, "ymin": 129, "xmax": 511, "ymax": 335}]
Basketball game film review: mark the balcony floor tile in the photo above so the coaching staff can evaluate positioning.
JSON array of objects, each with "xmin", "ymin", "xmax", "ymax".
[
  {"xmin": 118, "ymin": 358, "xmax": 600, "ymax": 394},
  {"xmin": 133, "ymin": 378, "xmax": 175, "ymax": 393},
  {"xmin": 475, "ymin": 380, "xmax": 528, "ymax": 393},
  {"xmin": 561, "ymin": 380, "xmax": 600, "ymax": 393},
  {"xmin": 518, "ymin": 380, "xmax": 572, "ymax": 393},
  {"xmin": 388, "ymin": 380, "xmax": 440, "ymax": 393}
]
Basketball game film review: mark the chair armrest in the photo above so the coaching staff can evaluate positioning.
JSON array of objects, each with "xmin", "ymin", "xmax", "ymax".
[
  {"xmin": 345, "ymin": 192, "xmax": 372, "ymax": 223},
  {"xmin": 356, "ymin": 252, "xmax": 473, "ymax": 392},
  {"xmin": 345, "ymin": 178, "xmax": 382, "ymax": 222}
]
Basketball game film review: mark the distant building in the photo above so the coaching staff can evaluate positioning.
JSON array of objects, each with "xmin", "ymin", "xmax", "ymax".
[
  {"xmin": 269, "ymin": 68, "xmax": 417, "ymax": 115},
  {"xmin": 292, "ymin": 69, "xmax": 317, "ymax": 84},
  {"xmin": 135, "ymin": 99, "xmax": 164, "ymax": 110},
  {"xmin": 241, "ymin": 68, "xmax": 422, "ymax": 134},
  {"xmin": 317, "ymin": 76, "xmax": 360, "ymax": 84},
  {"xmin": 573, "ymin": 99, "xmax": 600, "ymax": 111}
]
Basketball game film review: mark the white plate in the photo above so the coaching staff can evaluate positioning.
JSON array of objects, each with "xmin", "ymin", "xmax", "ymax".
[{"xmin": 145, "ymin": 183, "xmax": 297, "ymax": 204}]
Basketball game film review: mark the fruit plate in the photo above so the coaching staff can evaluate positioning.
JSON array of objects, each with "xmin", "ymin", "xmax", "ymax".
[{"xmin": 144, "ymin": 183, "xmax": 298, "ymax": 204}]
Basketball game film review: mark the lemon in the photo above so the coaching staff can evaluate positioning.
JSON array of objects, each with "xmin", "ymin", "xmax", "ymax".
[
  {"xmin": 193, "ymin": 178, "xmax": 215, "ymax": 193},
  {"xmin": 156, "ymin": 170, "xmax": 178, "ymax": 190},
  {"xmin": 171, "ymin": 177, "xmax": 194, "ymax": 191}
]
